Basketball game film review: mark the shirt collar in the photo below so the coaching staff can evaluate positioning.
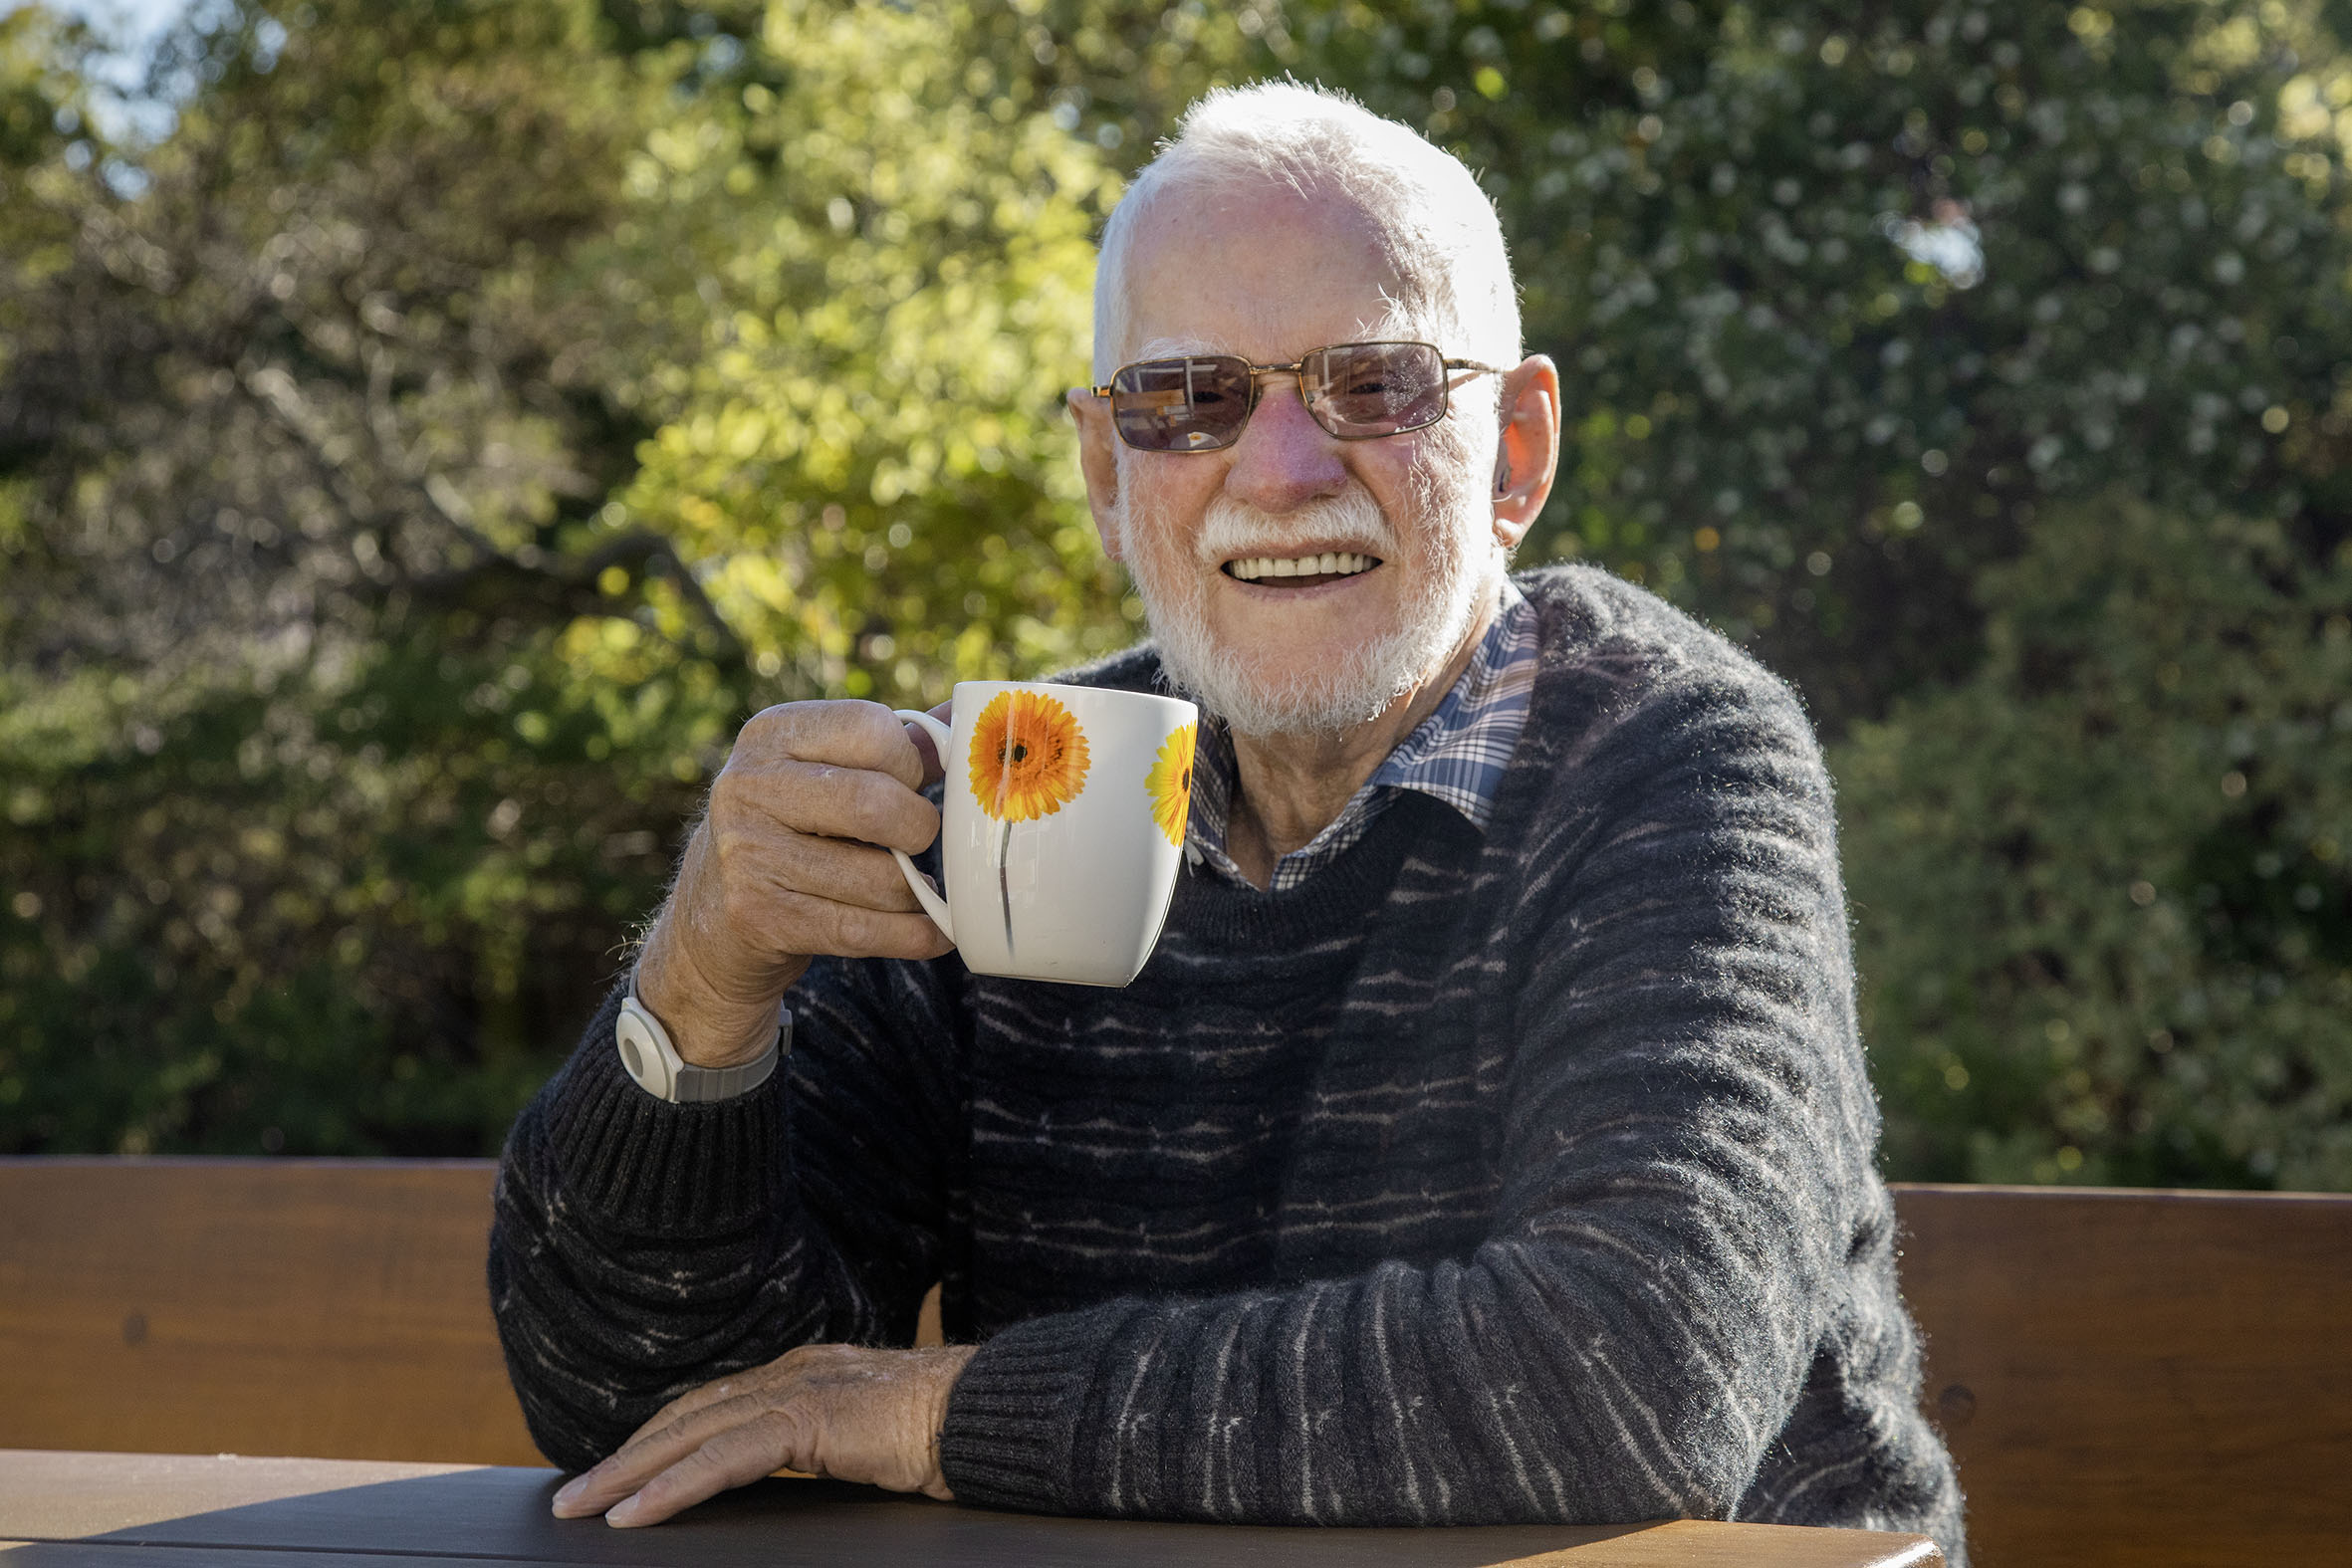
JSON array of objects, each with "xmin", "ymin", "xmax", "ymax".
[{"xmin": 1184, "ymin": 577, "xmax": 1537, "ymax": 889}]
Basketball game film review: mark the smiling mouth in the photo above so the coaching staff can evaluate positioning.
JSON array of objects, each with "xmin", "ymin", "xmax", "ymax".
[{"xmin": 1221, "ymin": 552, "xmax": 1381, "ymax": 585}]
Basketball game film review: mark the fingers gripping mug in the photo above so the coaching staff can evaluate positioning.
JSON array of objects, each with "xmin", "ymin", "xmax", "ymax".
[{"xmin": 891, "ymin": 681, "xmax": 1199, "ymax": 987}]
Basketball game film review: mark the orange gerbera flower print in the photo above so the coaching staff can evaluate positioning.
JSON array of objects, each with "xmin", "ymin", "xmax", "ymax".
[
  {"xmin": 968, "ymin": 691, "xmax": 1090, "ymax": 823},
  {"xmin": 1145, "ymin": 722, "xmax": 1196, "ymax": 847}
]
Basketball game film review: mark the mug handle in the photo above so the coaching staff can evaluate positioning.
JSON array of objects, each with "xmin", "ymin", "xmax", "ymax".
[{"xmin": 890, "ymin": 708, "xmax": 955, "ymax": 944}]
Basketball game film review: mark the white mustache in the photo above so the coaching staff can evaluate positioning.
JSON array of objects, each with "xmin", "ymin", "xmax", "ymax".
[{"xmin": 1194, "ymin": 490, "xmax": 1397, "ymax": 564}]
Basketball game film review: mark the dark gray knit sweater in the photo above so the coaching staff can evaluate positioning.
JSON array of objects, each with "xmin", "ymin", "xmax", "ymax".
[{"xmin": 489, "ymin": 565, "xmax": 1967, "ymax": 1561}]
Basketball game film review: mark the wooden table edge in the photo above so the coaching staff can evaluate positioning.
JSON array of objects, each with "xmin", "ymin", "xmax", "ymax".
[{"xmin": 0, "ymin": 1450, "xmax": 1943, "ymax": 1567}]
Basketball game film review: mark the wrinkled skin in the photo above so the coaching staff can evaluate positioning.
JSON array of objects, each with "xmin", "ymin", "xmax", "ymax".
[
  {"xmin": 552, "ymin": 1344, "xmax": 979, "ymax": 1527},
  {"xmin": 632, "ymin": 699, "xmax": 954, "ymax": 1068}
]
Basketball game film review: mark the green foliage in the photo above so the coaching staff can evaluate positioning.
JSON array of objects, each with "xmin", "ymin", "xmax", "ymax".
[
  {"xmin": 0, "ymin": 0, "xmax": 738, "ymax": 1150},
  {"xmin": 1261, "ymin": 0, "xmax": 2352, "ymax": 1189},
  {"xmin": 3, "ymin": 0, "xmax": 2349, "ymax": 1189},
  {"xmin": 0, "ymin": 630, "xmax": 730, "ymax": 1153},
  {"xmin": 1281, "ymin": 0, "xmax": 2352, "ymax": 729},
  {"xmin": 0, "ymin": 0, "xmax": 636, "ymax": 1151},
  {"xmin": 1837, "ymin": 500, "xmax": 2352, "ymax": 1190},
  {"xmin": 572, "ymin": 0, "xmax": 1271, "ymax": 709},
  {"xmin": 0, "ymin": 0, "xmax": 1243, "ymax": 1154},
  {"xmin": 603, "ymin": 0, "xmax": 1137, "ymax": 707}
]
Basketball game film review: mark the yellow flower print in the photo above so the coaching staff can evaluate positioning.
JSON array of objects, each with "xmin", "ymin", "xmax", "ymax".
[
  {"xmin": 1145, "ymin": 722, "xmax": 1197, "ymax": 847},
  {"xmin": 968, "ymin": 690, "xmax": 1090, "ymax": 823}
]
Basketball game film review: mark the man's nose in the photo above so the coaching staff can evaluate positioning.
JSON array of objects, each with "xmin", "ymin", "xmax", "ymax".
[{"xmin": 1222, "ymin": 385, "xmax": 1349, "ymax": 515}]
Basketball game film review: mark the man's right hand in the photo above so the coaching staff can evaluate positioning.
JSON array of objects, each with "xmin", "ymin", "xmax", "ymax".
[{"xmin": 631, "ymin": 700, "xmax": 953, "ymax": 1068}]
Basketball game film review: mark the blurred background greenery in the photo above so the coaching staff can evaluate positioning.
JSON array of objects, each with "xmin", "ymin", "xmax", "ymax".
[{"xmin": 2, "ymin": 0, "xmax": 2346, "ymax": 1187}]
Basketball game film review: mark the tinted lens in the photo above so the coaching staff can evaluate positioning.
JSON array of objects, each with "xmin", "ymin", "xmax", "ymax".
[
  {"xmin": 1308, "ymin": 342, "xmax": 1448, "ymax": 437},
  {"xmin": 1109, "ymin": 356, "xmax": 1254, "ymax": 452}
]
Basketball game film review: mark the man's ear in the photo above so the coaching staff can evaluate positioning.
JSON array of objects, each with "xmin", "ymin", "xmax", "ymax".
[
  {"xmin": 1491, "ymin": 354, "xmax": 1561, "ymax": 553},
  {"xmin": 1066, "ymin": 387, "xmax": 1124, "ymax": 561}
]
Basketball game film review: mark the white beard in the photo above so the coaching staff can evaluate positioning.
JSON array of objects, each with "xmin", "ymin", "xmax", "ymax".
[{"xmin": 1114, "ymin": 439, "xmax": 1497, "ymax": 739}]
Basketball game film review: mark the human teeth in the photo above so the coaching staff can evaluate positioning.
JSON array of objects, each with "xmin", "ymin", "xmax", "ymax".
[{"xmin": 1227, "ymin": 553, "xmax": 1379, "ymax": 579}]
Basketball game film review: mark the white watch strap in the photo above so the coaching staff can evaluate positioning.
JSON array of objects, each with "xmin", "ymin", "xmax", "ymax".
[{"xmin": 615, "ymin": 991, "xmax": 785, "ymax": 1104}]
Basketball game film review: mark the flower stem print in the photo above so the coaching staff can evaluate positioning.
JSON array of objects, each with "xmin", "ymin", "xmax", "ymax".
[
  {"xmin": 967, "ymin": 691, "xmax": 1090, "ymax": 955},
  {"xmin": 1145, "ymin": 721, "xmax": 1197, "ymax": 848}
]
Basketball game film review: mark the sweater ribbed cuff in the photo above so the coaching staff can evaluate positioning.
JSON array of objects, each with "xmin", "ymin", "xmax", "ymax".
[
  {"xmin": 541, "ymin": 986, "xmax": 791, "ymax": 1237},
  {"xmin": 938, "ymin": 1308, "xmax": 1117, "ymax": 1515}
]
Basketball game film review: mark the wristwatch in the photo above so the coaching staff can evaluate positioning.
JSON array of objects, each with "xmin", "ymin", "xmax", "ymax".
[{"xmin": 614, "ymin": 989, "xmax": 786, "ymax": 1103}]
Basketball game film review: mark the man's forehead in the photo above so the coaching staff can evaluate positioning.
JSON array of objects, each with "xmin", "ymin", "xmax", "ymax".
[
  {"xmin": 1127, "ymin": 307, "xmax": 1413, "ymax": 365},
  {"xmin": 1118, "ymin": 183, "xmax": 1423, "ymax": 360}
]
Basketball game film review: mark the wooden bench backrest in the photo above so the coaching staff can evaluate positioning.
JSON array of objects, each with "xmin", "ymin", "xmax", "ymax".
[
  {"xmin": 4, "ymin": 1162, "xmax": 2348, "ymax": 1563},
  {"xmin": 0, "ymin": 1159, "xmax": 540, "ymax": 1465},
  {"xmin": 1893, "ymin": 1183, "xmax": 2352, "ymax": 1567}
]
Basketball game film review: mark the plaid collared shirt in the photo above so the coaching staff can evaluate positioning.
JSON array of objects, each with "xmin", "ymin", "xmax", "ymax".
[{"xmin": 1186, "ymin": 578, "xmax": 1538, "ymax": 891}]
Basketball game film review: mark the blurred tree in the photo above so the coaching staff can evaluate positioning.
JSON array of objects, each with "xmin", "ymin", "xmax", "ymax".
[
  {"xmin": 1280, "ymin": 0, "xmax": 2352, "ymax": 730},
  {"xmin": 0, "ymin": 0, "xmax": 741, "ymax": 1154},
  {"xmin": 1, "ymin": 0, "xmax": 704, "ymax": 679},
  {"xmin": 587, "ymin": 0, "xmax": 1266, "ymax": 708},
  {"xmin": 995, "ymin": 0, "xmax": 1274, "ymax": 164},
  {"xmin": 7, "ymin": 0, "xmax": 2348, "ymax": 1192},
  {"xmin": 1836, "ymin": 496, "xmax": 2352, "ymax": 1190},
  {"xmin": 1265, "ymin": 1, "xmax": 2352, "ymax": 1191},
  {"xmin": 601, "ymin": 0, "xmax": 1131, "ymax": 707},
  {"xmin": 0, "ymin": 0, "xmax": 1253, "ymax": 1154}
]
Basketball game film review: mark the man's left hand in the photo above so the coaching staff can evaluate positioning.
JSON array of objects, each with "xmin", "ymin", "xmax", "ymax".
[{"xmin": 550, "ymin": 1343, "xmax": 979, "ymax": 1527}]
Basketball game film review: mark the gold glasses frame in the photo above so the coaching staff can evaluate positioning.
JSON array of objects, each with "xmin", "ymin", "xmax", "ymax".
[{"xmin": 1089, "ymin": 339, "xmax": 1506, "ymax": 452}]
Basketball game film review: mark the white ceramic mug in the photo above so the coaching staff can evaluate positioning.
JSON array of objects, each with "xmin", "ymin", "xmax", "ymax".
[{"xmin": 891, "ymin": 681, "xmax": 1198, "ymax": 987}]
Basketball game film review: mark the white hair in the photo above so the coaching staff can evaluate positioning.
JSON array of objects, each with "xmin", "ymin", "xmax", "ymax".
[{"xmin": 1091, "ymin": 81, "xmax": 1522, "ymax": 384}]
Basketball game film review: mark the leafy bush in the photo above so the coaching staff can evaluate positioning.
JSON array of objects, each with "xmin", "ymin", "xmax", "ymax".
[
  {"xmin": 4, "ymin": 1, "xmax": 2348, "ymax": 1186},
  {"xmin": 0, "ymin": 0, "xmax": 1240, "ymax": 1153},
  {"xmin": 1836, "ymin": 497, "xmax": 2352, "ymax": 1189},
  {"xmin": 1284, "ymin": 0, "xmax": 2352, "ymax": 730},
  {"xmin": 0, "ymin": 627, "xmax": 728, "ymax": 1152}
]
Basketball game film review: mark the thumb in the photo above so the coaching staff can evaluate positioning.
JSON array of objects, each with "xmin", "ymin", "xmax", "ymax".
[{"xmin": 903, "ymin": 701, "xmax": 952, "ymax": 788}]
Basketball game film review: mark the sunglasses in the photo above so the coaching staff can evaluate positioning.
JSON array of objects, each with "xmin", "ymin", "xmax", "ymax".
[{"xmin": 1091, "ymin": 340, "xmax": 1504, "ymax": 453}]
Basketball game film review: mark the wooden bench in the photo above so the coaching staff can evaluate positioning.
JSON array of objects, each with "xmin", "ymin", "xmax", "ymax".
[
  {"xmin": 1893, "ymin": 1183, "xmax": 2350, "ymax": 1565},
  {"xmin": 3, "ymin": 1160, "xmax": 2346, "ymax": 1564}
]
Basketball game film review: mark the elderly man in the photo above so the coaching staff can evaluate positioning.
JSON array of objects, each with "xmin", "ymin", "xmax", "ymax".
[{"xmin": 489, "ymin": 83, "xmax": 1967, "ymax": 1560}]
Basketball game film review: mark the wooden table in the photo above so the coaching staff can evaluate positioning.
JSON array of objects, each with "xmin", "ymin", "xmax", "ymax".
[{"xmin": 0, "ymin": 1451, "xmax": 1940, "ymax": 1566}]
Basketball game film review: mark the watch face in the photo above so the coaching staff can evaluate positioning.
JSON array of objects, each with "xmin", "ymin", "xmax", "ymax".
[{"xmin": 616, "ymin": 999, "xmax": 678, "ymax": 1100}]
